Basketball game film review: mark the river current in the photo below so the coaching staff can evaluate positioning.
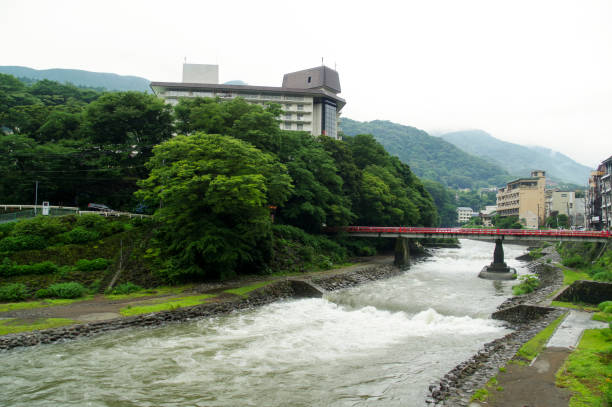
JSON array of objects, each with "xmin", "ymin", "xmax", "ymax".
[{"xmin": 1, "ymin": 240, "xmax": 528, "ymax": 406}]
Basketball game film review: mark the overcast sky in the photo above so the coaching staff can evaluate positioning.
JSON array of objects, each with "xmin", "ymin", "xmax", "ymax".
[{"xmin": 2, "ymin": 0, "xmax": 610, "ymax": 167}]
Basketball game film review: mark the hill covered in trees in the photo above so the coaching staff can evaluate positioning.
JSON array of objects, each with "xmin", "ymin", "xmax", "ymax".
[
  {"xmin": 0, "ymin": 66, "xmax": 151, "ymax": 92},
  {"xmin": 340, "ymin": 118, "xmax": 511, "ymax": 189},
  {"xmin": 440, "ymin": 129, "xmax": 591, "ymax": 186}
]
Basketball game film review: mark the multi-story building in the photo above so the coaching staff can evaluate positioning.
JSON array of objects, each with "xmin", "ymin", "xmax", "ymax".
[
  {"xmin": 496, "ymin": 170, "xmax": 546, "ymax": 229},
  {"xmin": 587, "ymin": 156, "xmax": 612, "ymax": 230},
  {"xmin": 150, "ymin": 64, "xmax": 346, "ymax": 139},
  {"xmin": 457, "ymin": 207, "xmax": 474, "ymax": 224}
]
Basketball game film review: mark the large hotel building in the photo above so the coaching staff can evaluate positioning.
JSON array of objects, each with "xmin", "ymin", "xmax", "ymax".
[
  {"xmin": 150, "ymin": 64, "xmax": 345, "ymax": 139},
  {"xmin": 496, "ymin": 170, "xmax": 547, "ymax": 229}
]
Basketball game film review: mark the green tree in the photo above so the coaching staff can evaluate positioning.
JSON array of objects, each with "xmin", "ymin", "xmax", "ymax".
[
  {"xmin": 136, "ymin": 133, "xmax": 293, "ymax": 280},
  {"xmin": 423, "ymin": 179, "xmax": 457, "ymax": 226}
]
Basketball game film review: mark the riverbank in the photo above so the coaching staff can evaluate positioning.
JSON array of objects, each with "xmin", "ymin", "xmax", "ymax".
[{"xmin": 0, "ymin": 255, "xmax": 404, "ymax": 350}]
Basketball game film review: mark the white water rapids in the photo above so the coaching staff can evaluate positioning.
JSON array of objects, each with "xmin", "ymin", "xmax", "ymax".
[{"xmin": 0, "ymin": 240, "xmax": 529, "ymax": 406}]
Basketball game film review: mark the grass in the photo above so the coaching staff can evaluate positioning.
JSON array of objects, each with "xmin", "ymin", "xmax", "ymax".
[
  {"xmin": 119, "ymin": 293, "xmax": 216, "ymax": 316},
  {"xmin": 559, "ymin": 265, "xmax": 592, "ymax": 285},
  {"xmin": 223, "ymin": 281, "xmax": 272, "ymax": 297},
  {"xmin": 104, "ymin": 284, "xmax": 194, "ymax": 300},
  {"xmin": 556, "ymin": 329, "xmax": 612, "ymax": 407},
  {"xmin": 470, "ymin": 376, "xmax": 505, "ymax": 402},
  {"xmin": 0, "ymin": 295, "xmax": 94, "ymax": 312},
  {"xmin": 551, "ymin": 301, "xmax": 599, "ymax": 312},
  {"xmin": 0, "ymin": 317, "xmax": 76, "ymax": 335},
  {"xmin": 516, "ymin": 313, "xmax": 567, "ymax": 362},
  {"xmin": 592, "ymin": 312, "xmax": 612, "ymax": 323}
]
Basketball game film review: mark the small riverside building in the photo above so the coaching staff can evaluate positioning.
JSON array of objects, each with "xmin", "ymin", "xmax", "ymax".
[{"xmin": 496, "ymin": 170, "xmax": 546, "ymax": 229}]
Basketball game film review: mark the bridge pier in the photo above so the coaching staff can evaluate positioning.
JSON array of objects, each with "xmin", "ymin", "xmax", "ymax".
[
  {"xmin": 394, "ymin": 237, "xmax": 410, "ymax": 268},
  {"xmin": 478, "ymin": 238, "xmax": 517, "ymax": 280}
]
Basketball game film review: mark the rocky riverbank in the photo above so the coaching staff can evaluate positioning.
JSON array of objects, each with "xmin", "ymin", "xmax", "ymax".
[
  {"xmin": 0, "ymin": 262, "xmax": 401, "ymax": 351},
  {"xmin": 426, "ymin": 248, "xmax": 566, "ymax": 406}
]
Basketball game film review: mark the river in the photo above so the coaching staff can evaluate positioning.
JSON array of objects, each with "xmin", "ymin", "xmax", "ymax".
[{"xmin": 0, "ymin": 239, "xmax": 529, "ymax": 406}]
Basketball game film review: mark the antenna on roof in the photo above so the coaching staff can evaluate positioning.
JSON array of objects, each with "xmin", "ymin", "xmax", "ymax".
[
  {"xmin": 334, "ymin": 62, "xmax": 337, "ymax": 71},
  {"xmin": 184, "ymin": 56, "xmax": 187, "ymax": 64},
  {"xmin": 321, "ymin": 57, "xmax": 324, "ymax": 66}
]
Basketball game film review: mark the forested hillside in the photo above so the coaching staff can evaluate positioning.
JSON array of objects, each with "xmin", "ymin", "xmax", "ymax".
[
  {"xmin": 440, "ymin": 130, "xmax": 591, "ymax": 186},
  {"xmin": 340, "ymin": 119, "xmax": 511, "ymax": 189},
  {"xmin": 0, "ymin": 66, "xmax": 151, "ymax": 92},
  {"xmin": 0, "ymin": 72, "xmax": 438, "ymax": 282}
]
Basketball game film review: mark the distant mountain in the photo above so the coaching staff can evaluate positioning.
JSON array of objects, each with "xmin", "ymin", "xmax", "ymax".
[
  {"xmin": 0, "ymin": 66, "xmax": 151, "ymax": 92},
  {"xmin": 340, "ymin": 118, "xmax": 511, "ymax": 189},
  {"xmin": 439, "ymin": 130, "xmax": 590, "ymax": 186}
]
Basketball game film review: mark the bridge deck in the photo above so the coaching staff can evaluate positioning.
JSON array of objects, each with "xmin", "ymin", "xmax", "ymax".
[{"xmin": 339, "ymin": 226, "xmax": 610, "ymax": 242}]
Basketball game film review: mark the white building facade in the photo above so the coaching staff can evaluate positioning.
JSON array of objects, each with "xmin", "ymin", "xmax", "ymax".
[{"xmin": 151, "ymin": 64, "xmax": 345, "ymax": 140}]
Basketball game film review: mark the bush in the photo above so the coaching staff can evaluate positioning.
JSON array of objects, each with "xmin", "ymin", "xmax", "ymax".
[
  {"xmin": 12, "ymin": 216, "xmax": 69, "ymax": 239},
  {"xmin": 0, "ymin": 283, "xmax": 28, "ymax": 302},
  {"xmin": 47, "ymin": 282, "xmax": 86, "ymax": 299},
  {"xmin": 75, "ymin": 213, "xmax": 107, "ymax": 230},
  {"xmin": 0, "ymin": 259, "xmax": 59, "ymax": 276},
  {"xmin": 562, "ymin": 255, "xmax": 585, "ymax": 268},
  {"xmin": 593, "ymin": 270, "xmax": 612, "ymax": 282},
  {"xmin": 110, "ymin": 282, "xmax": 142, "ymax": 295},
  {"xmin": 0, "ymin": 222, "xmax": 15, "ymax": 239},
  {"xmin": 58, "ymin": 227, "xmax": 100, "ymax": 244},
  {"xmin": 512, "ymin": 274, "xmax": 540, "ymax": 295},
  {"xmin": 0, "ymin": 235, "xmax": 46, "ymax": 252},
  {"xmin": 35, "ymin": 288, "xmax": 52, "ymax": 298},
  {"xmin": 75, "ymin": 258, "xmax": 110, "ymax": 272},
  {"xmin": 599, "ymin": 301, "xmax": 612, "ymax": 313}
]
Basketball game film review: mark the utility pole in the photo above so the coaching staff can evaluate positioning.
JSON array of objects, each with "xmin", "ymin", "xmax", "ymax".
[{"xmin": 34, "ymin": 180, "xmax": 38, "ymax": 215}]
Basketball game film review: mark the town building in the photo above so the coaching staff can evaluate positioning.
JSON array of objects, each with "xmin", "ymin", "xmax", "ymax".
[
  {"xmin": 587, "ymin": 155, "xmax": 612, "ymax": 230},
  {"xmin": 479, "ymin": 205, "xmax": 497, "ymax": 227},
  {"xmin": 496, "ymin": 170, "xmax": 546, "ymax": 229},
  {"xmin": 457, "ymin": 207, "xmax": 474, "ymax": 224},
  {"xmin": 150, "ymin": 64, "xmax": 346, "ymax": 139}
]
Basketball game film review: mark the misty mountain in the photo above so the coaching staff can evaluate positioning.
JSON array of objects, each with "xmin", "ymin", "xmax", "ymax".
[
  {"xmin": 439, "ymin": 130, "xmax": 591, "ymax": 186},
  {"xmin": 0, "ymin": 66, "xmax": 151, "ymax": 92},
  {"xmin": 339, "ymin": 118, "xmax": 511, "ymax": 189}
]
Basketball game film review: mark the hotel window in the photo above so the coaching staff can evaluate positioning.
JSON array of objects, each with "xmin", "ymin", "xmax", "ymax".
[
  {"xmin": 323, "ymin": 103, "xmax": 337, "ymax": 139},
  {"xmin": 297, "ymin": 104, "xmax": 304, "ymax": 110},
  {"xmin": 297, "ymin": 123, "xmax": 303, "ymax": 131},
  {"xmin": 284, "ymin": 122, "xmax": 291, "ymax": 130},
  {"xmin": 285, "ymin": 104, "xmax": 291, "ymax": 109},
  {"xmin": 285, "ymin": 113, "xmax": 291, "ymax": 120},
  {"xmin": 297, "ymin": 113, "xmax": 303, "ymax": 121}
]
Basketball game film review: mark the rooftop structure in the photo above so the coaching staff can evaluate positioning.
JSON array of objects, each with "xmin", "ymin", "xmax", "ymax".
[
  {"xmin": 151, "ymin": 64, "xmax": 345, "ymax": 139},
  {"xmin": 587, "ymin": 155, "xmax": 612, "ymax": 230}
]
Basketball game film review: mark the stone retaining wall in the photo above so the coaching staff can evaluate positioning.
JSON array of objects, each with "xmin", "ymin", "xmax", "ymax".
[
  {"xmin": 553, "ymin": 280, "xmax": 612, "ymax": 305},
  {"xmin": 0, "ymin": 263, "xmax": 400, "ymax": 351}
]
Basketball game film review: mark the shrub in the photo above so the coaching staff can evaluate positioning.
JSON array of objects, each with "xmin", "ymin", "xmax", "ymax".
[
  {"xmin": 111, "ymin": 282, "xmax": 142, "ymax": 295},
  {"xmin": 75, "ymin": 258, "xmax": 110, "ymax": 272},
  {"xmin": 599, "ymin": 301, "xmax": 612, "ymax": 314},
  {"xmin": 0, "ymin": 283, "xmax": 28, "ymax": 302},
  {"xmin": 11, "ymin": 216, "xmax": 69, "ymax": 239},
  {"xmin": 35, "ymin": 288, "xmax": 52, "ymax": 298},
  {"xmin": 58, "ymin": 227, "xmax": 100, "ymax": 244},
  {"xmin": 562, "ymin": 255, "xmax": 585, "ymax": 268},
  {"xmin": 75, "ymin": 213, "xmax": 107, "ymax": 230},
  {"xmin": 0, "ymin": 259, "xmax": 59, "ymax": 276},
  {"xmin": 0, "ymin": 222, "xmax": 15, "ymax": 239},
  {"xmin": 106, "ymin": 221, "xmax": 126, "ymax": 235},
  {"xmin": 47, "ymin": 282, "xmax": 86, "ymax": 299},
  {"xmin": 593, "ymin": 270, "xmax": 612, "ymax": 282},
  {"xmin": 513, "ymin": 274, "xmax": 540, "ymax": 295},
  {"xmin": 0, "ymin": 235, "xmax": 46, "ymax": 252}
]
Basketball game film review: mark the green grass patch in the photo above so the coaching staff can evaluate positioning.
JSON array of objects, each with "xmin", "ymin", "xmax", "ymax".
[
  {"xmin": 104, "ymin": 284, "xmax": 194, "ymax": 300},
  {"xmin": 516, "ymin": 313, "xmax": 567, "ymax": 362},
  {"xmin": 223, "ymin": 281, "xmax": 272, "ymax": 297},
  {"xmin": 119, "ymin": 294, "xmax": 216, "ymax": 316},
  {"xmin": 559, "ymin": 265, "xmax": 592, "ymax": 285},
  {"xmin": 0, "ymin": 317, "xmax": 76, "ymax": 335},
  {"xmin": 556, "ymin": 329, "xmax": 612, "ymax": 407},
  {"xmin": 592, "ymin": 312, "xmax": 612, "ymax": 323},
  {"xmin": 0, "ymin": 295, "xmax": 93, "ymax": 312},
  {"xmin": 470, "ymin": 388, "xmax": 489, "ymax": 402},
  {"xmin": 551, "ymin": 301, "xmax": 599, "ymax": 312}
]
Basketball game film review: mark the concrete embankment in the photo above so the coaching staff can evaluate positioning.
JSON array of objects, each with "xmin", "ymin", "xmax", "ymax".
[{"xmin": 0, "ymin": 263, "xmax": 400, "ymax": 351}]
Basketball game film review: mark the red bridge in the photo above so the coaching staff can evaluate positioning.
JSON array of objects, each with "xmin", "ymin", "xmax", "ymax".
[{"xmin": 338, "ymin": 226, "xmax": 611, "ymax": 242}]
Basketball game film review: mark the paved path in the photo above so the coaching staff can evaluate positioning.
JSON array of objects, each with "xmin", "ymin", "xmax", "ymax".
[{"xmin": 547, "ymin": 310, "xmax": 608, "ymax": 349}]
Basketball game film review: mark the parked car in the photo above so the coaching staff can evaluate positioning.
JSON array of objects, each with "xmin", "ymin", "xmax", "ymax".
[{"xmin": 87, "ymin": 203, "xmax": 113, "ymax": 212}]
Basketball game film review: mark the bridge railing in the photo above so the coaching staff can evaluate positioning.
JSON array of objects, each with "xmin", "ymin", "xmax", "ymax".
[{"xmin": 337, "ymin": 226, "xmax": 611, "ymax": 239}]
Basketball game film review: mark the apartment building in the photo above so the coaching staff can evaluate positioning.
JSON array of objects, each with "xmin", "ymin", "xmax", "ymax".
[
  {"xmin": 587, "ymin": 156, "xmax": 612, "ymax": 230},
  {"xmin": 457, "ymin": 207, "xmax": 475, "ymax": 224},
  {"xmin": 496, "ymin": 170, "xmax": 546, "ymax": 229},
  {"xmin": 150, "ymin": 64, "xmax": 345, "ymax": 139}
]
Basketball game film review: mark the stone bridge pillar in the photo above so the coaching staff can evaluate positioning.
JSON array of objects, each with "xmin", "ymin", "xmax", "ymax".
[
  {"xmin": 394, "ymin": 237, "xmax": 410, "ymax": 268},
  {"xmin": 478, "ymin": 237, "xmax": 517, "ymax": 280}
]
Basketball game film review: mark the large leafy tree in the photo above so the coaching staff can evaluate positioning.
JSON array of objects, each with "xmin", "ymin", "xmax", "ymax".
[{"xmin": 137, "ymin": 133, "xmax": 293, "ymax": 280}]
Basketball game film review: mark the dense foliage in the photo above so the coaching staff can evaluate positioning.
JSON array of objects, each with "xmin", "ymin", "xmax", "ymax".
[
  {"xmin": 559, "ymin": 242, "xmax": 612, "ymax": 282},
  {"xmin": 340, "ymin": 118, "xmax": 511, "ymax": 189}
]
